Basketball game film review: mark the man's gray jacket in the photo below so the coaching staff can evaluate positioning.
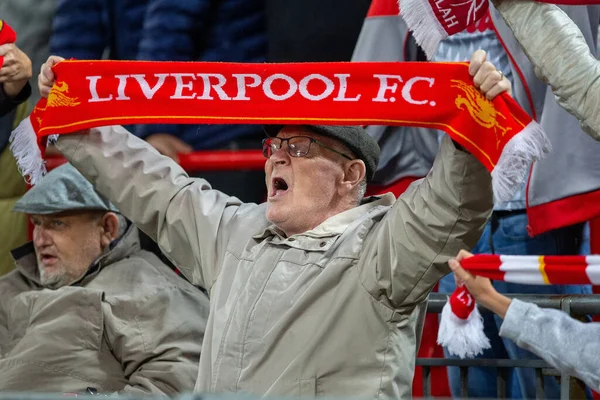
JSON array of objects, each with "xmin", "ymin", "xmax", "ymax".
[{"xmin": 56, "ymin": 126, "xmax": 492, "ymax": 398}]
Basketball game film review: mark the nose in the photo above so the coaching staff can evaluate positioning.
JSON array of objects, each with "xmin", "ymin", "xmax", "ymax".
[
  {"xmin": 33, "ymin": 226, "xmax": 52, "ymax": 249},
  {"xmin": 268, "ymin": 143, "xmax": 290, "ymax": 165}
]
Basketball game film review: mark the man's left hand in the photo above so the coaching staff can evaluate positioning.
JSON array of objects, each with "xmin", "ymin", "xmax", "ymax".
[
  {"xmin": 0, "ymin": 43, "xmax": 32, "ymax": 98},
  {"xmin": 469, "ymin": 49, "xmax": 512, "ymax": 100}
]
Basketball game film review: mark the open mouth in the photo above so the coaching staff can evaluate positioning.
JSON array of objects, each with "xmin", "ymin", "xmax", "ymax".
[
  {"xmin": 40, "ymin": 254, "xmax": 58, "ymax": 265},
  {"xmin": 270, "ymin": 177, "xmax": 289, "ymax": 197}
]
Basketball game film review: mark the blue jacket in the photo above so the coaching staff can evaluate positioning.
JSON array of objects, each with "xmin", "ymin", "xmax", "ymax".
[
  {"xmin": 50, "ymin": 0, "xmax": 149, "ymax": 60},
  {"xmin": 135, "ymin": 0, "xmax": 267, "ymax": 149}
]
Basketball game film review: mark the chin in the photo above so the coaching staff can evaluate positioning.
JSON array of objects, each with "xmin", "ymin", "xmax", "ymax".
[
  {"xmin": 266, "ymin": 204, "xmax": 291, "ymax": 226},
  {"xmin": 265, "ymin": 207, "xmax": 280, "ymax": 224}
]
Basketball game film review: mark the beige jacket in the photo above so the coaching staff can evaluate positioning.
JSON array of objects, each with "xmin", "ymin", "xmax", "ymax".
[
  {"xmin": 494, "ymin": 0, "xmax": 600, "ymax": 141},
  {"xmin": 57, "ymin": 126, "xmax": 492, "ymax": 398},
  {"xmin": 0, "ymin": 225, "xmax": 209, "ymax": 395}
]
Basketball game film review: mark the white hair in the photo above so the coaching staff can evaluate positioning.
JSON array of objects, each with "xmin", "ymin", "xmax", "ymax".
[
  {"xmin": 115, "ymin": 213, "xmax": 129, "ymax": 238},
  {"xmin": 356, "ymin": 178, "xmax": 367, "ymax": 205}
]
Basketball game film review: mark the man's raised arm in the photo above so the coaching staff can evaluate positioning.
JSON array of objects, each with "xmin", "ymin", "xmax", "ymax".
[
  {"xmin": 359, "ymin": 134, "xmax": 493, "ymax": 308},
  {"xmin": 40, "ymin": 57, "xmax": 252, "ymax": 289},
  {"xmin": 358, "ymin": 50, "xmax": 502, "ymax": 309}
]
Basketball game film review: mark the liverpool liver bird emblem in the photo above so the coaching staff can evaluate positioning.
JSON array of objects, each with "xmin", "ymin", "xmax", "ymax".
[
  {"xmin": 32, "ymin": 81, "xmax": 81, "ymax": 126},
  {"xmin": 35, "ymin": 81, "xmax": 81, "ymax": 111},
  {"xmin": 451, "ymin": 79, "xmax": 511, "ymax": 148}
]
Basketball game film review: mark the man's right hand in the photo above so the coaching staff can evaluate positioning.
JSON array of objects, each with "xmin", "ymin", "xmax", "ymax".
[
  {"xmin": 146, "ymin": 133, "xmax": 193, "ymax": 163},
  {"xmin": 38, "ymin": 55, "xmax": 65, "ymax": 98}
]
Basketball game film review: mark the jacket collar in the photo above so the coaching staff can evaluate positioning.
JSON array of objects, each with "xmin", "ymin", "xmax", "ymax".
[
  {"xmin": 11, "ymin": 224, "xmax": 141, "ymax": 287},
  {"xmin": 254, "ymin": 193, "xmax": 395, "ymax": 241}
]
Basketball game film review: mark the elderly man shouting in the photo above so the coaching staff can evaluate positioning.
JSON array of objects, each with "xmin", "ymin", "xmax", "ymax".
[
  {"xmin": 39, "ymin": 50, "xmax": 506, "ymax": 398},
  {"xmin": 0, "ymin": 163, "xmax": 209, "ymax": 395}
]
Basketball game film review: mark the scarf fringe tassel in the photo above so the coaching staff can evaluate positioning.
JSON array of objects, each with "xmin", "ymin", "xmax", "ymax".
[
  {"xmin": 491, "ymin": 121, "xmax": 551, "ymax": 202},
  {"xmin": 438, "ymin": 298, "xmax": 491, "ymax": 359},
  {"xmin": 9, "ymin": 116, "xmax": 46, "ymax": 186},
  {"xmin": 398, "ymin": 0, "xmax": 445, "ymax": 59}
]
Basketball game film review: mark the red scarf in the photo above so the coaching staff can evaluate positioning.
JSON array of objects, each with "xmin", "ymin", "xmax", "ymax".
[
  {"xmin": 10, "ymin": 59, "xmax": 550, "ymax": 200},
  {"xmin": 399, "ymin": 0, "xmax": 600, "ymax": 59},
  {"xmin": 0, "ymin": 21, "xmax": 16, "ymax": 67}
]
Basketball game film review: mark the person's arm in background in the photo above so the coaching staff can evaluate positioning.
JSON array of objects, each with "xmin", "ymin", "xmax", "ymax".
[
  {"xmin": 450, "ymin": 250, "xmax": 600, "ymax": 392},
  {"xmin": 49, "ymin": 0, "xmax": 108, "ymax": 60},
  {"xmin": 133, "ymin": 0, "xmax": 213, "ymax": 160},
  {"xmin": 492, "ymin": 0, "xmax": 600, "ymax": 141},
  {"xmin": 0, "ymin": 43, "xmax": 31, "ymax": 116}
]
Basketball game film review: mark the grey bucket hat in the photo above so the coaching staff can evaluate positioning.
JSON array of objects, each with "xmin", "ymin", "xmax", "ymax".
[
  {"xmin": 264, "ymin": 125, "xmax": 380, "ymax": 182},
  {"xmin": 13, "ymin": 163, "xmax": 118, "ymax": 215}
]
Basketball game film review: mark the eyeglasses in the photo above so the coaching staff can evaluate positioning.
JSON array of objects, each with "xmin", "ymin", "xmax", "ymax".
[{"xmin": 262, "ymin": 136, "xmax": 353, "ymax": 160}]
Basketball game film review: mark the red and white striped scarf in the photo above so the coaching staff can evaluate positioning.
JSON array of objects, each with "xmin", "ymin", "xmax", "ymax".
[
  {"xmin": 462, "ymin": 254, "xmax": 600, "ymax": 285},
  {"xmin": 439, "ymin": 254, "xmax": 598, "ymax": 359}
]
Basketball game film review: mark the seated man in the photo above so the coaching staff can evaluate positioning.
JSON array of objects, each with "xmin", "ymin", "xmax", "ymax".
[
  {"xmin": 40, "ymin": 51, "xmax": 505, "ymax": 398},
  {"xmin": 0, "ymin": 163, "xmax": 209, "ymax": 395}
]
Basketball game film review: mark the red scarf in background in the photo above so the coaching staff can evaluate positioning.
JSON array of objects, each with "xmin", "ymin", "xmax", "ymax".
[
  {"xmin": 399, "ymin": 0, "xmax": 600, "ymax": 59},
  {"xmin": 11, "ymin": 58, "xmax": 549, "ymax": 201},
  {"xmin": 439, "ymin": 254, "xmax": 599, "ymax": 358},
  {"xmin": 0, "ymin": 21, "xmax": 16, "ymax": 67},
  {"xmin": 462, "ymin": 254, "xmax": 600, "ymax": 284}
]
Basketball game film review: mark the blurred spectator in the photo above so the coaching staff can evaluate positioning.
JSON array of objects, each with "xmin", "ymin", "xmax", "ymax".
[
  {"xmin": 494, "ymin": 0, "xmax": 600, "ymax": 142},
  {"xmin": 135, "ymin": 0, "xmax": 268, "ymax": 203},
  {"xmin": 46, "ymin": 0, "xmax": 150, "ymax": 158},
  {"xmin": 0, "ymin": 44, "xmax": 31, "ymax": 112},
  {"xmin": 0, "ymin": 40, "xmax": 32, "ymax": 277},
  {"xmin": 0, "ymin": 0, "xmax": 57, "ymax": 106},
  {"xmin": 352, "ymin": 1, "xmax": 599, "ymax": 397},
  {"xmin": 266, "ymin": 0, "xmax": 371, "ymax": 62},
  {"xmin": 50, "ymin": 0, "xmax": 148, "ymax": 61},
  {"xmin": 435, "ymin": 6, "xmax": 597, "ymax": 398}
]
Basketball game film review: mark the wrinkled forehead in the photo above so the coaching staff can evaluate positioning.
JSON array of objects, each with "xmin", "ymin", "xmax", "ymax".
[
  {"xmin": 30, "ymin": 210, "xmax": 104, "ymax": 221},
  {"xmin": 276, "ymin": 126, "xmax": 338, "ymax": 146}
]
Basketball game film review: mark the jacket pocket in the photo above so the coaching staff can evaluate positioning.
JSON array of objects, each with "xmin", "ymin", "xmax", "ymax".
[
  {"xmin": 1, "ymin": 287, "xmax": 107, "ymax": 391},
  {"xmin": 11, "ymin": 286, "xmax": 105, "ymax": 353}
]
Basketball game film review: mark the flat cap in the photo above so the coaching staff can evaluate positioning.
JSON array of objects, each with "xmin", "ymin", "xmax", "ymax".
[
  {"xmin": 13, "ymin": 163, "xmax": 118, "ymax": 215},
  {"xmin": 264, "ymin": 125, "xmax": 380, "ymax": 182}
]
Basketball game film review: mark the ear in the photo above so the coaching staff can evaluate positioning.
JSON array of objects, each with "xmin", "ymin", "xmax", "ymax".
[
  {"xmin": 339, "ymin": 159, "xmax": 366, "ymax": 195},
  {"xmin": 99, "ymin": 212, "xmax": 119, "ymax": 249}
]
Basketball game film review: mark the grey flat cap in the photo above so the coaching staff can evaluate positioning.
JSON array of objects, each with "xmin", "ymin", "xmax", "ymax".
[
  {"xmin": 13, "ymin": 163, "xmax": 118, "ymax": 215},
  {"xmin": 264, "ymin": 125, "xmax": 380, "ymax": 182}
]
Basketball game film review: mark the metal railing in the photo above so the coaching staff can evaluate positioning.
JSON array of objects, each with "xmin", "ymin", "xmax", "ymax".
[
  {"xmin": 418, "ymin": 293, "xmax": 600, "ymax": 399},
  {"xmin": 44, "ymin": 150, "xmax": 266, "ymax": 172}
]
